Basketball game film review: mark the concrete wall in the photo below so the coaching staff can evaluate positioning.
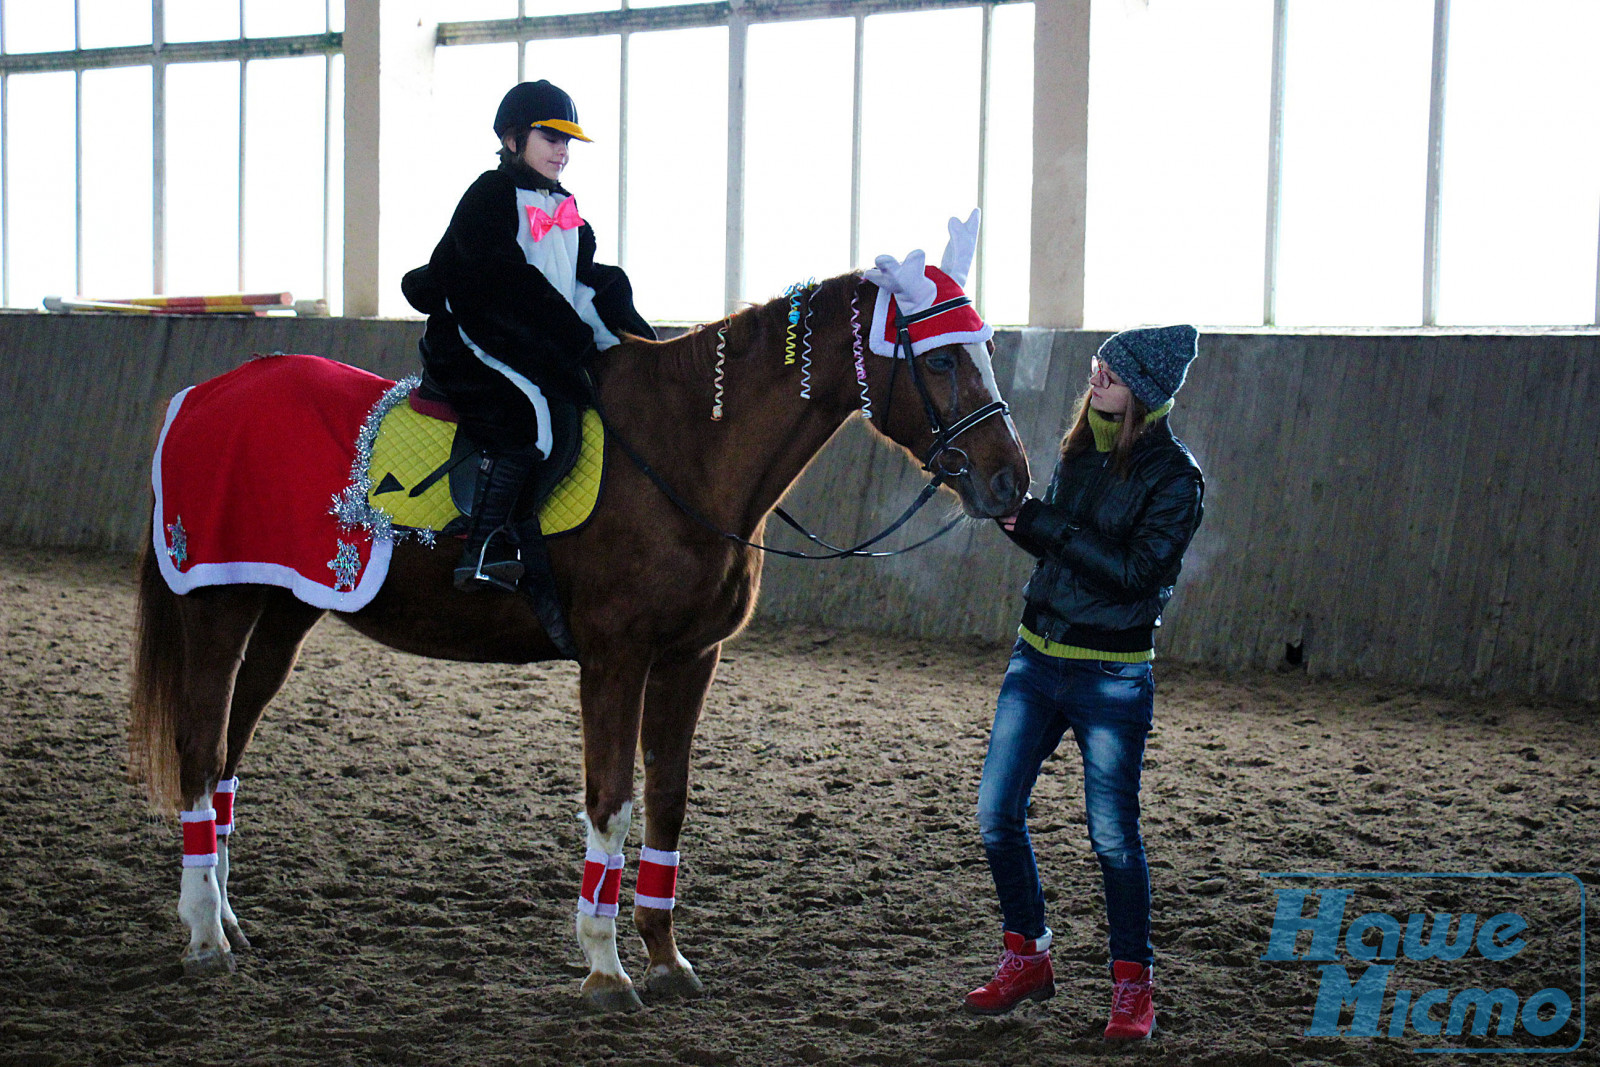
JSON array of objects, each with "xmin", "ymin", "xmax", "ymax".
[{"xmin": 2, "ymin": 311, "xmax": 1595, "ymax": 702}]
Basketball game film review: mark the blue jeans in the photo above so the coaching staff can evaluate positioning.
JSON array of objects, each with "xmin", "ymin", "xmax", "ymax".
[{"xmin": 976, "ymin": 639, "xmax": 1155, "ymax": 965}]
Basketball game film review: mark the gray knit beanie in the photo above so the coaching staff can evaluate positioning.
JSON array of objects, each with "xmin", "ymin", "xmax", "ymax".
[{"xmin": 1097, "ymin": 324, "xmax": 1199, "ymax": 410}]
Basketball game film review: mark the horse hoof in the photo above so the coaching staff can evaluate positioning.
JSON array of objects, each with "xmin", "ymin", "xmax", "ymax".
[
  {"xmin": 182, "ymin": 948, "xmax": 236, "ymax": 978},
  {"xmin": 643, "ymin": 965, "xmax": 704, "ymax": 1000},
  {"xmin": 582, "ymin": 976, "xmax": 644, "ymax": 1013},
  {"xmin": 223, "ymin": 920, "xmax": 252, "ymax": 952}
]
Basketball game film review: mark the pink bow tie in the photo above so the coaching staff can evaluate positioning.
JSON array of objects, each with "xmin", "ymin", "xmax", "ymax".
[{"xmin": 526, "ymin": 196, "xmax": 582, "ymax": 241}]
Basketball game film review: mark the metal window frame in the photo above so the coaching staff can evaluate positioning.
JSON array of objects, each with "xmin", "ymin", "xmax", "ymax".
[
  {"xmin": 0, "ymin": 0, "xmax": 341, "ymax": 305},
  {"xmin": 439, "ymin": 0, "xmax": 1028, "ymax": 315},
  {"xmin": 73, "ymin": 4, "xmax": 81, "ymax": 297},
  {"xmin": 1422, "ymin": 0, "xmax": 1449, "ymax": 327},
  {"xmin": 1262, "ymin": 0, "xmax": 1286, "ymax": 327}
]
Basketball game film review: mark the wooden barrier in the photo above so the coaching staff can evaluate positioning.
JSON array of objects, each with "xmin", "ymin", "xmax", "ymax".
[{"xmin": 1, "ymin": 311, "xmax": 1595, "ymax": 701}]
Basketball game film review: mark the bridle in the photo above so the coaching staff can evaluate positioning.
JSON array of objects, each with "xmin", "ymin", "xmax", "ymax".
[
  {"xmin": 887, "ymin": 295, "xmax": 1011, "ymax": 481},
  {"xmin": 592, "ymin": 287, "xmax": 1012, "ymax": 561}
]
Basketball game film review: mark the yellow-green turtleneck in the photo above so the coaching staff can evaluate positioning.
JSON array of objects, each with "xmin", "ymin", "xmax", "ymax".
[
  {"xmin": 1017, "ymin": 399, "xmax": 1175, "ymax": 664},
  {"xmin": 1086, "ymin": 399, "xmax": 1175, "ymax": 452}
]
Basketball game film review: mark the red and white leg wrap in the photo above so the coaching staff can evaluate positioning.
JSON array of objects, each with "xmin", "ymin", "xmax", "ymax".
[
  {"xmin": 578, "ymin": 848, "xmax": 625, "ymax": 918},
  {"xmin": 635, "ymin": 846, "xmax": 680, "ymax": 910},
  {"xmin": 180, "ymin": 808, "xmax": 218, "ymax": 868},
  {"xmin": 213, "ymin": 778, "xmax": 238, "ymax": 836}
]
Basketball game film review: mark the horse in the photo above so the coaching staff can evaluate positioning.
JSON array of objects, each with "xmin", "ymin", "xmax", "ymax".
[{"xmin": 128, "ymin": 268, "xmax": 1030, "ymax": 1011}]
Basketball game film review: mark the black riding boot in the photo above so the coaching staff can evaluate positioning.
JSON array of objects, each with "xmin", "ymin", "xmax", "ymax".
[{"xmin": 454, "ymin": 451, "xmax": 539, "ymax": 593}]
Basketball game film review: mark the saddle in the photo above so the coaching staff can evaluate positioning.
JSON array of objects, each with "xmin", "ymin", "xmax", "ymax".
[
  {"xmin": 364, "ymin": 387, "xmax": 605, "ymax": 660},
  {"xmin": 366, "ymin": 389, "xmax": 604, "ymax": 539}
]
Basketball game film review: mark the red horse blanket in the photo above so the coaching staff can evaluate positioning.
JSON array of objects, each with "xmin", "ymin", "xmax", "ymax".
[{"xmin": 152, "ymin": 353, "xmax": 396, "ymax": 610}]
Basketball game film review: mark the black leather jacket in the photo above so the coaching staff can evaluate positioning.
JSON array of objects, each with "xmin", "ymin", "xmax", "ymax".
[{"xmin": 1003, "ymin": 417, "xmax": 1204, "ymax": 654}]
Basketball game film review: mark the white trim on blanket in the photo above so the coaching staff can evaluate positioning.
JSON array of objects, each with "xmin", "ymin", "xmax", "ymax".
[{"xmin": 150, "ymin": 386, "xmax": 394, "ymax": 612}]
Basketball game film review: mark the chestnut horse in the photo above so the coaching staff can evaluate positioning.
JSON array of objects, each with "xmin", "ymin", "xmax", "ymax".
[{"xmin": 128, "ymin": 270, "xmax": 1029, "ymax": 1010}]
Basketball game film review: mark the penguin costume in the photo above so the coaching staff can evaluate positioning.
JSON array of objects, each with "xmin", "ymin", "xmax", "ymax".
[{"xmin": 403, "ymin": 80, "xmax": 653, "ymax": 593}]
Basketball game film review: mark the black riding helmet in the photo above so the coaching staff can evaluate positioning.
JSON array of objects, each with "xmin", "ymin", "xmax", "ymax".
[{"xmin": 493, "ymin": 80, "xmax": 593, "ymax": 142}]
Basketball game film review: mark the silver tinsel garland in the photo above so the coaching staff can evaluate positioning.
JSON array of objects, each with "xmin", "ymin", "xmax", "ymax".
[{"xmin": 330, "ymin": 374, "xmax": 438, "ymax": 548}]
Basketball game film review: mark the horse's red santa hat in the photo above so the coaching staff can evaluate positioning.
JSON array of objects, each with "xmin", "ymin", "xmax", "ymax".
[{"xmin": 863, "ymin": 208, "xmax": 992, "ymax": 358}]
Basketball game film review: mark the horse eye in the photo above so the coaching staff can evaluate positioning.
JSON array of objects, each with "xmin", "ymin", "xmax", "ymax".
[{"xmin": 925, "ymin": 351, "xmax": 955, "ymax": 373}]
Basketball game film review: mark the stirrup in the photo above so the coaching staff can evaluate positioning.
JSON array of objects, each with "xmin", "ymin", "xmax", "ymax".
[{"xmin": 454, "ymin": 529, "xmax": 524, "ymax": 593}]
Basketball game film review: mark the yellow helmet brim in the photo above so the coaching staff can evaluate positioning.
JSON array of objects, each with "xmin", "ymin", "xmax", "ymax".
[{"xmin": 531, "ymin": 119, "xmax": 593, "ymax": 143}]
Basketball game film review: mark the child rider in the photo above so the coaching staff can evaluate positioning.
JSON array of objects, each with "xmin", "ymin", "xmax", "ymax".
[{"xmin": 403, "ymin": 79, "xmax": 652, "ymax": 592}]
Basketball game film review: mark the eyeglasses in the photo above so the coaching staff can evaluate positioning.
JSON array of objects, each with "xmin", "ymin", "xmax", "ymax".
[{"xmin": 1089, "ymin": 357, "xmax": 1124, "ymax": 388}]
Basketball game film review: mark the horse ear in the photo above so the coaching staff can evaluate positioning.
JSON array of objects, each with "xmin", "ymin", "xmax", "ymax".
[{"xmin": 939, "ymin": 208, "xmax": 981, "ymax": 288}]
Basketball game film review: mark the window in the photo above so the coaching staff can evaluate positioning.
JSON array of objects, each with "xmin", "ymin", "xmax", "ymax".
[
  {"xmin": 82, "ymin": 66, "xmax": 154, "ymax": 297},
  {"xmin": 859, "ymin": 9, "xmax": 984, "ymax": 288},
  {"xmin": 165, "ymin": 62, "xmax": 240, "ymax": 296},
  {"xmin": 0, "ymin": 0, "xmax": 343, "ymax": 309},
  {"xmin": 6, "ymin": 71, "xmax": 76, "ymax": 307},
  {"xmin": 1434, "ymin": 0, "xmax": 1600, "ymax": 326},
  {"xmin": 1273, "ymin": 0, "xmax": 1432, "ymax": 327},
  {"xmin": 626, "ymin": 26, "xmax": 727, "ymax": 322},
  {"xmin": 980, "ymin": 1, "xmax": 1034, "ymax": 326},
  {"xmin": 744, "ymin": 17, "xmax": 854, "ymax": 305},
  {"xmin": 433, "ymin": 1, "xmax": 1037, "ymax": 323},
  {"xmin": 244, "ymin": 56, "xmax": 331, "ymax": 299},
  {"xmin": 1085, "ymin": 0, "xmax": 1273, "ymax": 328},
  {"xmin": 6, "ymin": 2, "xmax": 1590, "ymax": 327}
]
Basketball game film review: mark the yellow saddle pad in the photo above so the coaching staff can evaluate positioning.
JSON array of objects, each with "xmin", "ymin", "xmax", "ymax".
[{"xmin": 365, "ymin": 400, "xmax": 604, "ymax": 537}]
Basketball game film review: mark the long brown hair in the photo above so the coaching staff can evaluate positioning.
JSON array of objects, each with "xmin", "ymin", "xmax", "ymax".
[{"xmin": 1059, "ymin": 385, "xmax": 1152, "ymax": 477}]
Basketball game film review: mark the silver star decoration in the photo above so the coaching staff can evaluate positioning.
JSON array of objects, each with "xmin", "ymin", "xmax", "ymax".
[
  {"xmin": 328, "ymin": 540, "xmax": 362, "ymax": 592},
  {"xmin": 166, "ymin": 516, "xmax": 188, "ymax": 567}
]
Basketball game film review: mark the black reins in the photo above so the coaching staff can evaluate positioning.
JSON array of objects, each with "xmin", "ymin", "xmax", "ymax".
[{"xmin": 590, "ymin": 293, "xmax": 1010, "ymax": 561}]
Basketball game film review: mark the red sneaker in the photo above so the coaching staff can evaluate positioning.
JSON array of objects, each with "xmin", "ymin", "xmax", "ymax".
[
  {"xmin": 1104, "ymin": 960, "xmax": 1155, "ymax": 1040},
  {"xmin": 963, "ymin": 930, "xmax": 1055, "ymax": 1015}
]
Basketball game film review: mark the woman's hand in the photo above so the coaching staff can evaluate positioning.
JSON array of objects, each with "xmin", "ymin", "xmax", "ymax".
[{"xmin": 997, "ymin": 494, "xmax": 1034, "ymax": 532}]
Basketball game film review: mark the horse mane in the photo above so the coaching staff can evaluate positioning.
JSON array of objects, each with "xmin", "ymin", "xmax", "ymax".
[{"xmin": 607, "ymin": 271, "xmax": 863, "ymax": 385}]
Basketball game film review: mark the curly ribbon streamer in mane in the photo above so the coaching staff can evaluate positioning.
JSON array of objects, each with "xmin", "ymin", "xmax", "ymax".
[
  {"xmin": 799, "ymin": 281, "xmax": 815, "ymax": 400},
  {"xmin": 711, "ymin": 320, "xmax": 728, "ymax": 421},
  {"xmin": 850, "ymin": 285, "xmax": 872, "ymax": 421},
  {"xmin": 784, "ymin": 284, "xmax": 800, "ymax": 366}
]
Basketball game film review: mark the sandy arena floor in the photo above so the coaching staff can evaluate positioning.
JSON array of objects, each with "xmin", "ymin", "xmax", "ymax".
[{"xmin": 0, "ymin": 545, "xmax": 1594, "ymax": 1067}]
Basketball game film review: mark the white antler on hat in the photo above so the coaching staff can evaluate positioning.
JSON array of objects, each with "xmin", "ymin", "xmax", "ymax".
[
  {"xmin": 939, "ymin": 208, "xmax": 981, "ymax": 289},
  {"xmin": 862, "ymin": 249, "xmax": 938, "ymax": 316}
]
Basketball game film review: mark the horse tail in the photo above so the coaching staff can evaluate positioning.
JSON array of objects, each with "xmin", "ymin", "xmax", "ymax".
[{"xmin": 128, "ymin": 531, "xmax": 183, "ymax": 815}]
